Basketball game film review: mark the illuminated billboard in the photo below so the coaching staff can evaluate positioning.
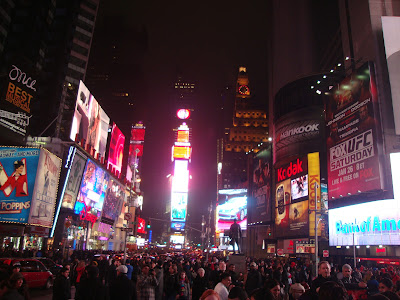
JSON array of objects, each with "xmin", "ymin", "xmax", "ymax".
[
  {"xmin": 29, "ymin": 149, "xmax": 62, "ymax": 227},
  {"xmin": 70, "ymin": 81, "xmax": 110, "ymax": 158},
  {"xmin": 171, "ymin": 192, "xmax": 188, "ymax": 222},
  {"xmin": 74, "ymin": 159, "xmax": 109, "ymax": 214},
  {"xmin": 172, "ymin": 146, "xmax": 192, "ymax": 160},
  {"xmin": 107, "ymin": 123, "xmax": 125, "ymax": 176},
  {"xmin": 101, "ymin": 178, "xmax": 124, "ymax": 225},
  {"xmin": 126, "ymin": 122, "xmax": 145, "ymax": 183},
  {"xmin": 326, "ymin": 63, "xmax": 383, "ymax": 199},
  {"xmin": 171, "ymin": 222, "xmax": 185, "ymax": 231},
  {"xmin": 0, "ymin": 147, "xmax": 40, "ymax": 223},
  {"xmin": 0, "ymin": 63, "xmax": 38, "ymax": 142},
  {"xmin": 137, "ymin": 217, "xmax": 146, "ymax": 234},
  {"xmin": 329, "ymin": 198, "xmax": 400, "ymax": 246},
  {"xmin": 170, "ymin": 235, "xmax": 184, "ymax": 244},
  {"xmin": 251, "ymin": 148, "xmax": 272, "ymax": 223},
  {"xmin": 217, "ymin": 189, "xmax": 247, "ymax": 231},
  {"xmin": 275, "ymin": 156, "xmax": 309, "ymax": 237},
  {"xmin": 61, "ymin": 148, "xmax": 87, "ymax": 209},
  {"xmin": 171, "ymin": 159, "xmax": 189, "ymax": 222}
]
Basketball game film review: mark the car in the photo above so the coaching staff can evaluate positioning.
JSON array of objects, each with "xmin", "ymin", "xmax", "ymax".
[
  {"xmin": 0, "ymin": 258, "xmax": 53, "ymax": 289},
  {"xmin": 218, "ymin": 196, "xmax": 247, "ymax": 221},
  {"xmin": 35, "ymin": 257, "xmax": 63, "ymax": 276}
]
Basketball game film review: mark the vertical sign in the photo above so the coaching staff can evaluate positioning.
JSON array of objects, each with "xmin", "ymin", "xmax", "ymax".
[{"xmin": 308, "ymin": 152, "xmax": 321, "ymax": 237}]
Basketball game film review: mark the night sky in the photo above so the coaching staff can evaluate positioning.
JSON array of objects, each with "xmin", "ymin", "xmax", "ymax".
[{"xmin": 93, "ymin": 0, "xmax": 270, "ymax": 238}]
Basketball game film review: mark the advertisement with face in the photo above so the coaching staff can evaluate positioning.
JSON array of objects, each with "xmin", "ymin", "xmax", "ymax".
[
  {"xmin": 101, "ymin": 178, "xmax": 124, "ymax": 225},
  {"xmin": 217, "ymin": 189, "xmax": 247, "ymax": 231},
  {"xmin": 326, "ymin": 63, "xmax": 383, "ymax": 199},
  {"xmin": 74, "ymin": 159, "xmax": 109, "ymax": 214},
  {"xmin": 70, "ymin": 81, "xmax": 110, "ymax": 158},
  {"xmin": 0, "ymin": 63, "xmax": 37, "ymax": 142},
  {"xmin": 107, "ymin": 123, "xmax": 125, "ymax": 176},
  {"xmin": 61, "ymin": 149, "xmax": 87, "ymax": 209},
  {"xmin": 0, "ymin": 147, "xmax": 40, "ymax": 223},
  {"xmin": 126, "ymin": 123, "xmax": 145, "ymax": 183},
  {"xmin": 275, "ymin": 156, "xmax": 309, "ymax": 237},
  {"xmin": 29, "ymin": 149, "xmax": 62, "ymax": 227},
  {"xmin": 251, "ymin": 148, "xmax": 272, "ymax": 223}
]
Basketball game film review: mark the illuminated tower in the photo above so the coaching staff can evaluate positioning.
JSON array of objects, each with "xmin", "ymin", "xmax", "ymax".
[
  {"xmin": 219, "ymin": 67, "xmax": 269, "ymax": 189},
  {"xmin": 170, "ymin": 122, "xmax": 192, "ymax": 239}
]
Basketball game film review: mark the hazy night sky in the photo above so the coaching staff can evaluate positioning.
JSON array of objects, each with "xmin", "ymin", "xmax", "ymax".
[{"xmin": 94, "ymin": 0, "xmax": 270, "ymax": 237}]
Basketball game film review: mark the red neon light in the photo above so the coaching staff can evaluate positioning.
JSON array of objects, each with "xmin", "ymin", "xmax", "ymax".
[
  {"xmin": 177, "ymin": 109, "xmax": 190, "ymax": 120},
  {"xmin": 79, "ymin": 203, "xmax": 98, "ymax": 227}
]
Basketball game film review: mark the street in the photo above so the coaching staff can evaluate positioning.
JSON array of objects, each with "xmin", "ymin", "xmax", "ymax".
[{"xmin": 31, "ymin": 286, "xmax": 75, "ymax": 300}]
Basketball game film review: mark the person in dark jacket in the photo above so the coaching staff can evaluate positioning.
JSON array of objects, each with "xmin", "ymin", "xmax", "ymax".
[
  {"xmin": 193, "ymin": 268, "xmax": 209, "ymax": 300},
  {"xmin": 109, "ymin": 265, "xmax": 136, "ymax": 300},
  {"xmin": 310, "ymin": 261, "xmax": 343, "ymax": 300},
  {"xmin": 245, "ymin": 262, "xmax": 262, "ymax": 296},
  {"xmin": 75, "ymin": 266, "xmax": 109, "ymax": 300},
  {"xmin": 52, "ymin": 267, "xmax": 71, "ymax": 300},
  {"xmin": 106, "ymin": 259, "xmax": 120, "ymax": 286}
]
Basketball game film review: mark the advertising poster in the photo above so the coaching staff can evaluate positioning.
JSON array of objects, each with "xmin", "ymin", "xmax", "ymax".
[
  {"xmin": 29, "ymin": 149, "xmax": 62, "ymax": 227},
  {"xmin": 70, "ymin": 81, "xmax": 110, "ymax": 158},
  {"xmin": 137, "ymin": 217, "xmax": 146, "ymax": 234},
  {"xmin": 274, "ymin": 107, "xmax": 324, "ymax": 163},
  {"xmin": 171, "ymin": 222, "xmax": 185, "ymax": 231},
  {"xmin": 275, "ymin": 156, "xmax": 309, "ymax": 237},
  {"xmin": 126, "ymin": 123, "xmax": 145, "ymax": 182},
  {"xmin": 107, "ymin": 123, "xmax": 125, "ymax": 176},
  {"xmin": 171, "ymin": 192, "xmax": 188, "ymax": 222},
  {"xmin": 251, "ymin": 148, "xmax": 272, "ymax": 223},
  {"xmin": 326, "ymin": 63, "xmax": 382, "ymax": 199},
  {"xmin": 217, "ymin": 189, "xmax": 247, "ymax": 231},
  {"xmin": 61, "ymin": 149, "xmax": 87, "ymax": 209},
  {"xmin": 101, "ymin": 178, "xmax": 124, "ymax": 225},
  {"xmin": 0, "ymin": 147, "xmax": 40, "ymax": 223},
  {"xmin": 74, "ymin": 159, "xmax": 109, "ymax": 214},
  {"xmin": 0, "ymin": 63, "xmax": 37, "ymax": 142}
]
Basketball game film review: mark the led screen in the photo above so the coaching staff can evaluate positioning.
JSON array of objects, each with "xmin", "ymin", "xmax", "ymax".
[
  {"xmin": 0, "ymin": 147, "xmax": 40, "ymax": 223},
  {"xmin": 217, "ymin": 189, "xmax": 247, "ymax": 231},
  {"xmin": 126, "ymin": 123, "xmax": 145, "ymax": 183},
  {"xmin": 171, "ymin": 192, "xmax": 188, "ymax": 222},
  {"xmin": 173, "ymin": 146, "xmax": 191, "ymax": 160},
  {"xmin": 171, "ymin": 222, "xmax": 185, "ymax": 231},
  {"xmin": 61, "ymin": 148, "xmax": 86, "ymax": 209},
  {"xmin": 101, "ymin": 178, "xmax": 124, "ymax": 225},
  {"xmin": 137, "ymin": 217, "xmax": 146, "ymax": 234},
  {"xmin": 29, "ymin": 149, "xmax": 62, "ymax": 227},
  {"xmin": 172, "ymin": 160, "xmax": 189, "ymax": 193},
  {"xmin": 329, "ymin": 198, "xmax": 400, "ymax": 246},
  {"xmin": 107, "ymin": 123, "xmax": 125, "ymax": 176},
  {"xmin": 291, "ymin": 175, "xmax": 308, "ymax": 201},
  {"xmin": 74, "ymin": 159, "xmax": 109, "ymax": 214},
  {"xmin": 70, "ymin": 81, "xmax": 110, "ymax": 158},
  {"xmin": 170, "ymin": 235, "xmax": 184, "ymax": 244}
]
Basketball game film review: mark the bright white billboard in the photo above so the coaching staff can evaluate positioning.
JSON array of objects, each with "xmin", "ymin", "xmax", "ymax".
[{"xmin": 329, "ymin": 198, "xmax": 400, "ymax": 246}]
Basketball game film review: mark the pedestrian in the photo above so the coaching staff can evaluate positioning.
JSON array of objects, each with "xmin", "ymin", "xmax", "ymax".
[
  {"xmin": 177, "ymin": 271, "xmax": 190, "ymax": 300},
  {"xmin": 154, "ymin": 260, "xmax": 164, "ymax": 300},
  {"xmin": 52, "ymin": 267, "xmax": 71, "ymax": 300},
  {"xmin": 228, "ymin": 286, "xmax": 248, "ymax": 300},
  {"xmin": 1, "ymin": 273, "xmax": 24, "ymax": 300},
  {"xmin": 245, "ymin": 262, "xmax": 262, "ymax": 296},
  {"xmin": 193, "ymin": 268, "xmax": 209, "ymax": 300},
  {"xmin": 75, "ymin": 266, "xmax": 109, "ymax": 300},
  {"xmin": 75, "ymin": 260, "xmax": 86, "ymax": 289},
  {"xmin": 137, "ymin": 265, "xmax": 158, "ymax": 300},
  {"xmin": 126, "ymin": 259, "xmax": 134, "ymax": 280},
  {"xmin": 265, "ymin": 279, "xmax": 282, "ymax": 300},
  {"xmin": 109, "ymin": 264, "xmax": 136, "ymax": 300},
  {"xmin": 106, "ymin": 259, "xmax": 120, "ymax": 286},
  {"xmin": 310, "ymin": 261, "xmax": 343, "ymax": 296},
  {"xmin": 214, "ymin": 273, "xmax": 232, "ymax": 300},
  {"xmin": 164, "ymin": 264, "xmax": 179, "ymax": 300}
]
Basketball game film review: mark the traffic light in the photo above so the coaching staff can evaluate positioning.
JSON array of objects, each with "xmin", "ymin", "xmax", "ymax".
[{"xmin": 146, "ymin": 220, "xmax": 151, "ymax": 229}]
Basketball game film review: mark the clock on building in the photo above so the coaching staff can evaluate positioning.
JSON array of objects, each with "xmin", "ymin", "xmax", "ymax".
[{"xmin": 238, "ymin": 85, "xmax": 250, "ymax": 95}]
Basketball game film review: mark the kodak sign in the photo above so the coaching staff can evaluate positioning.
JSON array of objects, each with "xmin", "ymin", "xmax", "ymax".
[
  {"xmin": 308, "ymin": 152, "xmax": 321, "ymax": 236},
  {"xmin": 276, "ymin": 157, "xmax": 308, "ymax": 183}
]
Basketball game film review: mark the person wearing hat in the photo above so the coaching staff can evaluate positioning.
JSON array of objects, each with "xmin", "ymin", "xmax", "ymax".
[
  {"xmin": 244, "ymin": 263, "xmax": 262, "ymax": 296},
  {"xmin": 1, "ymin": 272, "xmax": 25, "ymax": 300},
  {"xmin": 289, "ymin": 283, "xmax": 305, "ymax": 300},
  {"xmin": 109, "ymin": 264, "xmax": 135, "ymax": 300}
]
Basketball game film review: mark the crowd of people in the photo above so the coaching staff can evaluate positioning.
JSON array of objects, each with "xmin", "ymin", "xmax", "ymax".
[{"xmin": 0, "ymin": 249, "xmax": 399, "ymax": 299}]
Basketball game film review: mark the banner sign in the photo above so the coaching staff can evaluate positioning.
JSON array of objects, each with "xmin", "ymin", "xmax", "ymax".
[
  {"xmin": 107, "ymin": 123, "xmax": 125, "ymax": 177},
  {"xmin": 251, "ymin": 148, "xmax": 272, "ymax": 223},
  {"xmin": 326, "ymin": 63, "xmax": 383, "ymax": 199},
  {"xmin": 101, "ymin": 178, "xmax": 124, "ymax": 225},
  {"xmin": 29, "ymin": 149, "xmax": 62, "ymax": 227},
  {"xmin": 0, "ymin": 147, "xmax": 40, "ymax": 223},
  {"xmin": 61, "ymin": 148, "xmax": 87, "ymax": 209}
]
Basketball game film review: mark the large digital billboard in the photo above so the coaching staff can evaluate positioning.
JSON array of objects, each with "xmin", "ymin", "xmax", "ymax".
[
  {"xmin": 126, "ymin": 123, "xmax": 145, "ymax": 183},
  {"xmin": 251, "ymin": 148, "xmax": 272, "ymax": 223},
  {"xmin": 101, "ymin": 178, "xmax": 124, "ymax": 225},
  {"xmin": 74, "ymin": 159, "xmax": 109, "ymax": 214},
  {"xmin": 326, "ymin": 63, "xmax": 383, "ymax": 199},
  {"xmin": 275, "ymin": 157, "xmax": 309, "ymax": 237},
  {"xmin": 61, "ymin": 148, "xmax": 87, "ymax": 209},
  {"xmin": 0, "ymin": 63, "xmax": 38, "ymax": 142},
  {"xmin": 217, "ymin": 189, "xmax": 247, "ymax": 231},
  {"xmin": 329, "ymin": 198, "xmax": 400, "ymax": 246},
  {"xmin": 107, "ymin": 123, "xmax": 125, "ymax": 177},
  {"xmin": 0, "ymin": 147, "xmax": 40, "ymax": 223},
  {"xmin": 29, "ymin": 149, "xmax": 62, "ymax": 227},
  {"xmin": 70, "ymin": 81, "xmax": 110, "ymax": 158},
  {"xmin": 171, "ymin": 159, "xmax": 189, "ymax": 222}
]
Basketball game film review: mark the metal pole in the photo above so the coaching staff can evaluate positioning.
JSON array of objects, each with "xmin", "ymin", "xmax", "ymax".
[
  {"xmin": 353, "ymin": 233, "xmax": 356, "ymax": 269},
  {"xmin": 314, "ymin": 183, "xmax": 318, "ymax": 278},
  {"xmin": 201, "ymin": 215, "xmax": 205, "ymax": 250}
]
